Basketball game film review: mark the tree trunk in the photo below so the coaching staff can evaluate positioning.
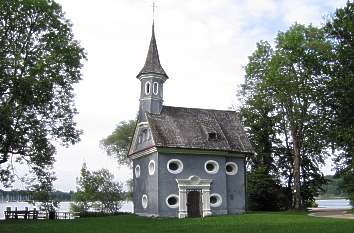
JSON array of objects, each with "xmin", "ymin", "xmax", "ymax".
[{"xmin": 292, "ymin": 129, "xmax": 301, "ymax": 209}]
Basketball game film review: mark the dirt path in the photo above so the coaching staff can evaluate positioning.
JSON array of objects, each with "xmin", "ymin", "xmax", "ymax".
[{"xmin": 308, "ymin": 208, "xmax": 354, "ymax": 220}]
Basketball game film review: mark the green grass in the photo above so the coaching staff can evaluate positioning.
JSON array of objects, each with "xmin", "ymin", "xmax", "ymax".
[{"xmin": 0, "ymin": 212, "xmax": 353, "ymax": 233}]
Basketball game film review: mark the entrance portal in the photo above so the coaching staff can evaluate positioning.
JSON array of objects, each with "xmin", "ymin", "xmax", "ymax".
[
  {"xmin": 176, "ymin": 175, "xmax": 212, "ymax": 218},
  {"xmin": 187, "ymin": 190, "xmax": 201, "ymax": 217}
]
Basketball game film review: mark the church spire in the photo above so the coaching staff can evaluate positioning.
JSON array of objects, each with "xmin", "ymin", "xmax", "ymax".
[{"xmin": 137, "ymin": 23, "xmax": 168, "ymax": 78}]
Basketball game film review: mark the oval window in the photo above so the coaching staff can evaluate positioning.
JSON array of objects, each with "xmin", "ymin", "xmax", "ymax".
[
  {"xmin": 148, "ymin": 160, "xmax": 155, "ymax": 176},
  {"xmin": 225, "ymin": 162, "xmax": 238, "ymax": 175},
  {"xmin": 142, "ymin": 194, "xmax": 148, "ymax": 209},
  {"xmin": 210, "ymin": 193, "xmax": 222, "ymax": 207},
  {"xmin": 167, "ymin": 159, "xmax": 183, "ymax": 174},
  {"xmin": 145, "ymin": 81, "xmax": 151, "ymax": 95},
  {"xmin": 166, "ymin": 194, "xmax": 179, "ymax": 208},
  {"xmin": 153, "ymin": 82, "xmax": 159, "ymax": 95},
  {"xmin": 204, "ymin": 160, "xmax": 219, "ymax": 174},
  {"xmin": 135, "ymin": 165, "xmax": 140, "ymax": 178}
]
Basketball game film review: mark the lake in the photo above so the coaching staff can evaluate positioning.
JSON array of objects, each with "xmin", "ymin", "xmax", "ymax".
[
  {"xmin": 0, "ymin": 199, "xmax": 352, "ymax": 219},
  {"xmin": 316, "ymin": 199, "xmax": 352, "ymax": 209},
  {"xmin": 0, "ymin": 201, "xmax": 134, "ymax": 220}
]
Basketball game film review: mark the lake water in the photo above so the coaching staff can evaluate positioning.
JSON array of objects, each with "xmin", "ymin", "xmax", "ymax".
[
  {"xmin": 0, "ymin": 201, "xmax": 134, "ymax": 220},
  {"xmin": 0, "ymin": 199, "xmax": 352, "ymax": 219},
  {"xmin": 315, "ymin": 199, "xmax": 352, "ymax": 209}
]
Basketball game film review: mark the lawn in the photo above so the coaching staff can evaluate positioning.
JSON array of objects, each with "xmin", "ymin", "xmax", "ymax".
[{"xmin": 0, "ymin": 212, "xmax": 353, "ymax": 233}]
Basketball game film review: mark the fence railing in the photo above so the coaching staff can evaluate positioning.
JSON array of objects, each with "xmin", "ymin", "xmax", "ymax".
[{"xmin": 4, "ymin": 207, "xmax": 79, "ymax": 220}]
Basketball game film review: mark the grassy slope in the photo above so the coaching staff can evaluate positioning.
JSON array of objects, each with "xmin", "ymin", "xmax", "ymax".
[{"xmin": 0, "ymin": 212, "xmax": 353, "ymax": 233}]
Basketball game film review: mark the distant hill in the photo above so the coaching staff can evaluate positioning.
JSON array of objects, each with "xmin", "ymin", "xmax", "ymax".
[{"xmin": 0, "ymin": 190, "xmax": 74, "ymax": 202}]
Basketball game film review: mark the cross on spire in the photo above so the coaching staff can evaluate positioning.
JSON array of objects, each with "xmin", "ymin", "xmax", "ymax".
[{"xmin": 152, "ymin": 1, "xmax": 157, "ymax": 23}]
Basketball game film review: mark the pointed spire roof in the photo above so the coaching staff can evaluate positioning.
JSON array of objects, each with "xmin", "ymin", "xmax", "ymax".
[{"xmin": 137, "ymin": 23, "xmax": 168, "ymax": 78}]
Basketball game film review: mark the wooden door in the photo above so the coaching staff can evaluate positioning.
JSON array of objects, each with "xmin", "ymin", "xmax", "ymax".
[{"xmin": 187, "ymin": 191, "xmax": 201, "ymax": 217}]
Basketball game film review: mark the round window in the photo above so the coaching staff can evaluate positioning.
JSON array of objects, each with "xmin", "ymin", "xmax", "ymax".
[
  {"xmin": 148, "ymin": 160, "xmax": 155, "ymax": 175},
  {"xmin": 225, "ymin": 162, "xmax": 238, "ymax": 175},
  {"xmin": 167, "ymin": 159, "xmax": 183, "ymax": 174},
  {"xmin": 165, "ymin": 194, "xmax": 179, "ymax": 208},
  {"xmin": 210, "ymin": 193, "xmax": 222, "ymax": 207},
  {"xmin": 142, "ymin": 194, "xmax": 148, "ymax": 209},
  {"xmin": 135, "ymin": 165, "xmax": 140, "ymax": 178},
  {"xmin": 204, "ymin": 160, "xmax": 219, "ymax": 174}
]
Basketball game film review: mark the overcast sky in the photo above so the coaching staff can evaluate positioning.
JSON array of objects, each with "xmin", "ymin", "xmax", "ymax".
[{"xmin": 10, "ymin": 0, "xmax": 347, "ymax": 191}]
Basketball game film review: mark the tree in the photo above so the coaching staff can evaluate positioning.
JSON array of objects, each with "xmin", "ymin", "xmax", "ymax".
[
  {"xmin": 100, "ymin": 120, "xmax": 136, "ymax": 167},
  {"xmin": 241, "ymin": 24, "xmax": 333, "ymax": 209},
  {"xmin": 72, "ymin": 163, "xmax": 123, "ymax": 213},
  {"xmin": 325, "ymin": 1, "xmax": 354, "ymax": 204},
  {"xmin": 29, "ymin": 171, "xmax": 58, "ymax": 213},
  {"xmin": 0, "ymin": 0, "xmax": 86, "ymax": 187}
]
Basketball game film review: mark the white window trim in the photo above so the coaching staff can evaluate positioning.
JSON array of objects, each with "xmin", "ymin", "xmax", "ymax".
[
  {"xmin": 167, "ymin": 159, "xmax": 183, "ymax": 174},
  {"xmin": 135, "ymin": 165, "xmax": 140, "ymax": 178},
  {"xmin": 210, "ymin": 193, "xmax": 222, "ymax": 208},
  {"xmin": 225, "ymin": 162, "xmax": 238, "ymax": 175},
  {"xmin": 145, "ymin": 81, "xmax": 151, "ymax": 95},
  {"xmin": 153, "ymin": 82, "xmax": 159, "ymax": 95},
  {"xmin": 204, "ymin": 160, "xmax": 219, "ymax": 174},
  {"xmin": 148, "ymin": 160, "xmax": 155, "ymax": 176},
  {"xmin": 142, "ymin": 194, "xmax": 148, "ymax": 209},
  {"xmin": 165, "ymin": 194, "xmax": 179, "ymax": 208}
]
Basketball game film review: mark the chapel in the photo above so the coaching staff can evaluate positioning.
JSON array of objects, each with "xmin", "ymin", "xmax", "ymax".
[{"xmin": 128, "ymin": 23, "xmax": 253, "ymax": 218}]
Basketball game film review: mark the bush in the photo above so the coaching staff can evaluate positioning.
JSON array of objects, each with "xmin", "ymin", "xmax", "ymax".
[{"xmin": 247, "ymin": 167, "xmax": 291, "ymax": 211}]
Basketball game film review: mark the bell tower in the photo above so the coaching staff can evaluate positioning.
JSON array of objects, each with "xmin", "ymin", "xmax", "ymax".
[{"xmin": 136, "ymin": 23, "xmax": 168, "ymax": 123}]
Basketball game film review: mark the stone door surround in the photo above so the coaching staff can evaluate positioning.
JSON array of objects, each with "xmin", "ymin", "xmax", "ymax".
[{"xmin": 176, "ymin": 175, "xmax": 212, "ymax": 218}]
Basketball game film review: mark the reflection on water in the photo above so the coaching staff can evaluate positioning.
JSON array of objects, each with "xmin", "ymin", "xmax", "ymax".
[
  {"xmin": 0, "ymin": 201, "xmax": 133, "ymax": 220},
  {"xmin": 315, "ymin": 199, "xmax": 352, "ymax": 209}
]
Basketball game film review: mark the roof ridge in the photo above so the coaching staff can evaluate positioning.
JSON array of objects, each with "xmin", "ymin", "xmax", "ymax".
[{"xmin": 162, "ymin": 105, "xmax": 239, "ymax": 113}]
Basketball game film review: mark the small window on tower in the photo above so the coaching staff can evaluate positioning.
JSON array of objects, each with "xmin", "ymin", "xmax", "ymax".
[
  {"xmin": 208, "ymin": 132, "xmax": 217, "ymax": 140},
  {"xmin": 153, "ymin": 82, "xmax": 159, "ymax": 95},
  {"xmin": 145, "ymin": 82, "xmax": 151, "ymax": 95}
]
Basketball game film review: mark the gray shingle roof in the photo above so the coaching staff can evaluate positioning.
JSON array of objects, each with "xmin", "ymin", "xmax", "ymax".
[
  {"xmin": 137, "ymin": 23, "xmax": 168, "ymax": 78},
  {"xmin": 146, "ymin": 106, "xmax": 253, "ymax": 154}
]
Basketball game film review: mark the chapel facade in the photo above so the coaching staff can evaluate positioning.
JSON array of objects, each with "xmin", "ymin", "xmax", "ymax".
[{"xmin": 128, "ymin": 23, "xmax": 253, "ymax": 218}]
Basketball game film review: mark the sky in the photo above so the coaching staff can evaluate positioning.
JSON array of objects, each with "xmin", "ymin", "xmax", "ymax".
[{"xmin": 10, "ymin": 0, "xmax": 348, "ymax": 191}]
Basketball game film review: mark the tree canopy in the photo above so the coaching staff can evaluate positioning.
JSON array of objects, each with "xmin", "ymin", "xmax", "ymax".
[
  {"xmin": 72, "ymin": 163, "xmax": 124, "ymax": 213},
  {"xmin": 0, "ymin": 0, "xmax": 86, "ymax": 187},
  {"xmin": 325, "ymin": 1, "xmax": 354, "ymax": 204},
  {"xmin": 100, "ymin": 120, "xmax": 136, "ymax": 167},
  {"xmin": 240, "ymin": 24, "xmax": 333, "ymax": 209}
]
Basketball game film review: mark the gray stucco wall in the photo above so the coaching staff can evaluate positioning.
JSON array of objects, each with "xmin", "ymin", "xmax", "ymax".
[
  {"xmin": 158, "ymin": 153, "xmax": 234, "ymax": 217},
  {"xmin": 226, "ymin": 157, "xmax": 246, "ymax": 214},
  {"xmin": 133, "ymin": 152, "xmax": 159, "ymax": 216},
  {"xmin": 133, "ymin": 151, "xmax": 246, "ymax": 217}
]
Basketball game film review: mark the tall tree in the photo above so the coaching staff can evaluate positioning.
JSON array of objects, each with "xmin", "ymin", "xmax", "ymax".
[
  {"xmin": 0, "ymin": 0, "xmax": 86, "ymax": 186},
  {"xmin": 100, "ymin": 120, "xmax": 136, "ymax": 167},
  {"xmin": 325, "ymin": 1, "xmax": 354, "ymax": 203},
  {"xmin": 241, "ymin": 24, "xmax": 333, "ymax": 209},
  {"xmin": 72, "ymin": 163, "xmax": 123, "ymax": 213}
]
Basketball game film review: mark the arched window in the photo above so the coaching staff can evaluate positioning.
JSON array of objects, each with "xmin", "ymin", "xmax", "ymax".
[
  {"xmin": 142, "ymin": 194, "xmax": 148, "ymax": 209},
  {"xmin": 153, "ymin": 82, "xmax": 159, "ymax": 95},
  {"xmin": 135, "ymin": 165, "xmax": 140, "ymax": 178},
  {"xmin": 148, "ymin": 160, "xmax": 155, "ymax": 175},
  {"xmin": 145, "ymin": 81, "xmax": 151, "ymax": 95}
]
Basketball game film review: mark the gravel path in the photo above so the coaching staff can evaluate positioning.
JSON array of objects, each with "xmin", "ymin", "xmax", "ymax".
[{"xmin": 308, "ymin": 208, "xmax": 354, "ymax": 220}]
